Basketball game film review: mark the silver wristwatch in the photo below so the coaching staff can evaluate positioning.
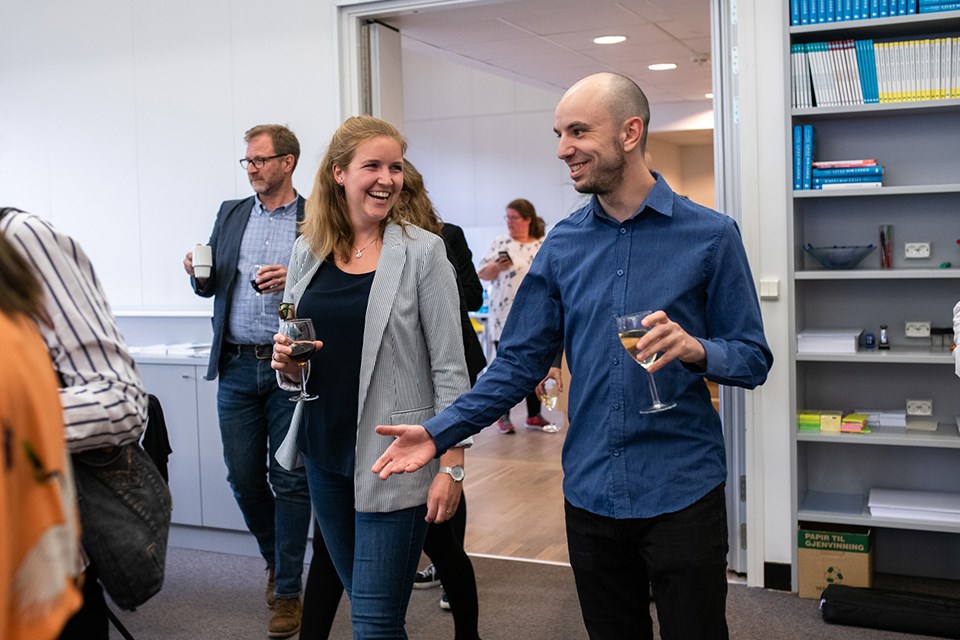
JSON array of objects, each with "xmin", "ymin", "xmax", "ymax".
[{"xmin": 438, "ymin": 465, "xmax": 465, "ymax": 482}]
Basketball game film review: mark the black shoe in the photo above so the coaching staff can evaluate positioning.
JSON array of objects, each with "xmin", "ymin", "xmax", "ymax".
[
  {"xmin": 414, "ymin": 563, "xmax": 441, "ymax": 589},
  {"xmin": 439, "ymin": 590, "xmax": 451, "ymax": 610}
]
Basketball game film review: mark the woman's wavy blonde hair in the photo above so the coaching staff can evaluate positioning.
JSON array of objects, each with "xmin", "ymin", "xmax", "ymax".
[{"xmin": 301, "ymin": 116, "xmax": 408, "ymax": 261}]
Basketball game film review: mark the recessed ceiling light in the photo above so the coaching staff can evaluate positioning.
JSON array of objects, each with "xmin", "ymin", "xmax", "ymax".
[
  {"xmin": 705, "ymin": 92, "xmax": 714, "ymax": 99},
  {"xmin": 648, "ymin": 63, "xmax": 677, "ymax": 71},
  {"xmin": 593, "ymin": 35, "xmax": 627, "ymax": 45}
]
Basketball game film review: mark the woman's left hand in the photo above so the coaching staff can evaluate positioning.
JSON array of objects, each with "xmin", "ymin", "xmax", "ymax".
[{"xmin": 426, "ymin": 471, "xmax": 462, "ymax": 524}]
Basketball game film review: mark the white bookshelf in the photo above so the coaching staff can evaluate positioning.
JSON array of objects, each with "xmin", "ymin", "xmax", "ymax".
[{"xmin": 787, "ymin": 9, "xmax": 960, "ymax": 584}]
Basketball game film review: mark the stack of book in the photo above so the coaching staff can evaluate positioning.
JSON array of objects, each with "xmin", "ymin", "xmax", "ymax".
[
  {"xmin": 790, "ymin": 0, "xmax": 922, "ymax": 25},
  {"xmin": 790, "ymin": 35, "xmax": 960, "ymax": 108},
  {"xmin": 920, "ymin": 1, "xmax": 960, "ymax": 14},
  {"xmin": 841, "ymin": 413, "xmax": 870, "ymax": 433},
  {"xmin": 797, "ymin": 328, "xmax": 863, "ymax": 353},
  {"xmin": 813, "ymin": 159, "xmax": 883, "ymax": 189}
]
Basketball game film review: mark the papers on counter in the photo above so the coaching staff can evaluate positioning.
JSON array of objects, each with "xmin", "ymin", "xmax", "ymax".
[
  {"xmin": 797, "ymin": 328, "xmax": 862, "ymax": 353},
  {"xmin": 868, "ymin": 488, "xmax": 960, "ymax": 524},
  {"xmin": 129, "ymin": 343, "xmax": 211, "ymax": 358}
]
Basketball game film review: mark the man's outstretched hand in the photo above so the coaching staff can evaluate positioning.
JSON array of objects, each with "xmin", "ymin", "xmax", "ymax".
[{"xmin": 372, "ymin": 424, "xmax": 437, "ymax": 480}]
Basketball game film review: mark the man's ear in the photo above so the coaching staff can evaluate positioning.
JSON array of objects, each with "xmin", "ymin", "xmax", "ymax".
[{"xmin": 621, "ymin": 116, "xmax": 644, "ymax": 153}]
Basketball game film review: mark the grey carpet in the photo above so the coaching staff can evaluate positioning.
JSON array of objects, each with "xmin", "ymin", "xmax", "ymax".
[{"xmin": 110, "ymin": 547, "xmax": 955, "ymax": 639}]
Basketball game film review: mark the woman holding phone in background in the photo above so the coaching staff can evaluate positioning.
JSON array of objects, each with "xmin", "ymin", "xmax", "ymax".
[{"xmin": 477, "ymin": 198, "xmax": 547, "ymax": 434}]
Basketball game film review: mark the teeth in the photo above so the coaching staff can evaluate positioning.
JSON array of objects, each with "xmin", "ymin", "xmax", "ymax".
[{"xmin": 369, "ymin": 191, "xmax": 390, "ymax": 200}]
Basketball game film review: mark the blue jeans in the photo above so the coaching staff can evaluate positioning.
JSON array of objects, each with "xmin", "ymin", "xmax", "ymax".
[
  {"xmin": 305, "ymin": 463, "xmax": 428, "ymax": 639},
  {"xmin": 565, "ymin": 484, "xmax": 729, "ymax": 640},
  {"xmin": 217, "ymin": 351, "xmax": 311, "ymax": 598}
]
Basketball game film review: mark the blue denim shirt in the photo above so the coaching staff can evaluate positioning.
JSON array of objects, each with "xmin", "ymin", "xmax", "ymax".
[{"xmin": 425, "ymin": 173, "xmax": 772, "ymax": 519}]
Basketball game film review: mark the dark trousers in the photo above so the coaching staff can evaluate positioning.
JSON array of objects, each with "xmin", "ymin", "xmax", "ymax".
[
  {"xmin": 299, "ymin": 494, "xmax": 478, "ymax": 640},
  {"xmin": 58, "ymin": 562, "xmax": 108, "ymax": 640},
  {"xmin": 565, "ymin": 484, "xmax": 729, "ymax": 640}
]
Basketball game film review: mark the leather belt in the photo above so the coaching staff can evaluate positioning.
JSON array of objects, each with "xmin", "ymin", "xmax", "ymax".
[{"xmin": 223, "ymin": 342, "xmax": 273, "ymax": 360}]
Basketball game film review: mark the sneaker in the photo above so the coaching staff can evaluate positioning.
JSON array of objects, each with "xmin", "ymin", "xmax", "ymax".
[
  {"xmin": 525, "ymin": 415, "xmax": 550, "ymax": 429},
  {"xmin": 439, "ymin": 590, "xmax": 451, "ymax": 610},
  {"xmin": 496, "ymin": 418, "xmax": 515, "ymax": 434},
  {"xmin": 268, "ymin": 597, "xmax": 302, "ymax": 638},
  {"xmin": 413, "ymin": 563, "xmax": 441, "ymax": 589},
  {"xmin": 265, "ymin": 567, "xmax": 276, "ymax": 609}
]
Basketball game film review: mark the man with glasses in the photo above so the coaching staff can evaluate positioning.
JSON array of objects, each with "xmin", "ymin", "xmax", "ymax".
[{"xmin": 183, "ymin": 124, "xmax": 310, "ymax": 639}]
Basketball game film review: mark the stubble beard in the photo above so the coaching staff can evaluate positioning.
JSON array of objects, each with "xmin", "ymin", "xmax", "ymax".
[{"xmin": 574, "ymin": 145, "xmax": 626, "ymax": 196}]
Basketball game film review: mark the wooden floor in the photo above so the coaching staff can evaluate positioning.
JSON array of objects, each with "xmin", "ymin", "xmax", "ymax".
[{"xmin": 461, "ymin": 403, "xmax": 569, "ymax": 564}]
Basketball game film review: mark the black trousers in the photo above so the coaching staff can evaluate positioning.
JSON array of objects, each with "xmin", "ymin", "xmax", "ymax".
[
  {"xmin": 565, "ymin": 484, "xmax": 729, "ymax": 640},
  {"xmin": 299, "ymin": 494, "xmax": 479, "ymax": 640},
  {"xmin": 58, "ymin": 562, "xmax": 108, "ymax": 640}
]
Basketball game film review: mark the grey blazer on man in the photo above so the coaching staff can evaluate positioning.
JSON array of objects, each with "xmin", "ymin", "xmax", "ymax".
[{"xmin": 279, "ymin": 223, "xmax": 469, "ymax": 512}]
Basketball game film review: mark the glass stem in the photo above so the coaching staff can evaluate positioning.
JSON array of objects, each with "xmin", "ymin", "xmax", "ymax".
[
  {"xmin": 299, "ymin": 365, "xmax": 308, "ymax": 398},
  {"xmin": 645, "ymin": 371, "xmax": 663, "ymax": 407}
]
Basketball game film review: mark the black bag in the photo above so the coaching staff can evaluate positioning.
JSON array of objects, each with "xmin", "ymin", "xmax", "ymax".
[
  {"xmin": 72, "ymin": 442, "xmax": 172, "ymax": 610},
  {"xmin": 821, "ymin": 584, "xmax": 960, "ymax": 639}
]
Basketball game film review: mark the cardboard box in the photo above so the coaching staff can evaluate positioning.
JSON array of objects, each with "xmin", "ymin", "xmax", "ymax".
[{"xmin": 798, "ymin": 523, "xmax": 872, "ymax": 599}]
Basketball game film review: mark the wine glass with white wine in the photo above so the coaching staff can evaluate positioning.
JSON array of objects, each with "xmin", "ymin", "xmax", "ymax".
[
  {"xmin": 278, "ymin": 318, "xmax": 319, "ymax": 402},
  {"xmin": 539, "ymin": 378, "xmax": 562, "ymax": 433},
  {"xmin": 616, "ymin": 310, "xmax": 676, "ymax": 414}
]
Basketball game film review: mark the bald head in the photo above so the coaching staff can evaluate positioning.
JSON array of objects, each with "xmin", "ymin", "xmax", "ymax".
[{"xmin": 561, "ymin": 73, "xmax": 650, "ymax": 152}]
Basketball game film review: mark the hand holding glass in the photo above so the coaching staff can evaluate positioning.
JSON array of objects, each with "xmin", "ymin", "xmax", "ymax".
[
  {"xmin": 278, "ymin": 318, "xmax": 318, "ymax": 402},
  {"xmin": 539, "ymin": 379, "xmax": 562, "ymax": 433},
  {"xmin": 617, "ymin": 311, "xmax": 676, "ymax": 414}
]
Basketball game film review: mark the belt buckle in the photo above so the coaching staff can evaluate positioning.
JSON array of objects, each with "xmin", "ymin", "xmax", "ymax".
[{"xmin": 254, "ymin": 344, "xmax": 272, "ymax": 360}]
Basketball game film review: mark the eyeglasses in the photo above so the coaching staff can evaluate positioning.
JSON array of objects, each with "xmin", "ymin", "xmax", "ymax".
[
  {"xmin": 504, "ymin": 215, "xmax": 524, "ymax": 222},
  {"xmin": 239, "ymin": 154, "xmax": 287, "ymax": 169}
]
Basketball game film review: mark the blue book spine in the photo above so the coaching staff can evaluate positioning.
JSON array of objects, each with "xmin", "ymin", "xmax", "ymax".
[
  {"xmin": 813, "ymin": 175, "xmax": 884, "ymax": 187},
  {"xmin": 826, "ymin": 0, "xmax": 836, "ymax": 20},
  {"xmin": 812, "ymin": 0, "xmax": 821, "ymax": 22},
  {"xmin": 802, "ymin": 0, "xmax": 811, "ymax": 23},
  {"xmin": 792, "ymin": 0, "xmax": 801, "ymax": 24},
  {"xmin": 906, "ymin": 0, "xmax": 917, "ymax": 12},
  {"xmin": 812, "ymin": 166, "xmax": 884, "ymax": 177},
  {"xmin": 898, "ymin": 0, "xmax": 907, "ymax": 12},
  {"xmin": 879, "ymin": 0, "xmax": 889, "ymax": 16},
  {"xmin": 844, "ymin": 0, "xmax": 854, "ymax": 19},
  {"xmin": 918, "ymin": 0, "xmax": 955, "ymax": 4},
  {"xmin": 870, "ymin": 0, "xmax": 880, "ymax": 17},
  {"xmin": 802, "ymin": 125, "xmax": 815, "ymax": 190},
  {"xmin": 920, "ymin": 2, "xmax": 960, "ymax": 11},
  {"xmin": 853, "ymin": 0, "xmax": 862, "ymax": 18},
  {"xmin": 793, "ymin": 126, "xmax": 803, "ymax": 190},
  {"xmin": 863, "ymin": 39, "xmax": 879, "ymax": 103}
]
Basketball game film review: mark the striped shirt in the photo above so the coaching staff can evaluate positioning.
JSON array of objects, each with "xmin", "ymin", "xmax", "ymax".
[{"xmin": 0, "ymin": 211, "xmax": 147, "ymax": 452}]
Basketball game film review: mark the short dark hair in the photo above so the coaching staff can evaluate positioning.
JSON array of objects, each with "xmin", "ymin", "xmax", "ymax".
[
  {"xmin": 606, "ymin": 74, "xmax": 651, "ymax": 153},
  {"xmin": 244, "ymin": 124, "xmax": 301, "ymax": 170}
]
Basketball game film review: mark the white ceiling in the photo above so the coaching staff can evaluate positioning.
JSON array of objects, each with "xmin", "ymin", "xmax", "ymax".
[{"xmin": 378, "ymin": 0, "xmax": 714, "ymax": 105}]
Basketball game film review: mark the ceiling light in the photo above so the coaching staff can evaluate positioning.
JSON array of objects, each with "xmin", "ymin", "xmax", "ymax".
[
  {"xmin": 593, "ymin": 35, "xmax": 627, "ymax": 45},
  {"xmin": 705, "ymin": 92, "xmax": 714, "ymax": 99},
  {"xmin": 648, "ymin": 63, "xmax": 677, "ymax": 71}
]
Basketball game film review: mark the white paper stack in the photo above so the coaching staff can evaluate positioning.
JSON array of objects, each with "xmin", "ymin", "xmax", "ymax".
[
  {"xmin": 868, "ymin": 488, "xmax": 960, "ymax": 523},
  {"xmin": 878, "ymin": 411, "xmax": 907, "ymax": 428},
  {"xmin": 797, "ymin": 328, "xmax": 863, "ymax": 353}
]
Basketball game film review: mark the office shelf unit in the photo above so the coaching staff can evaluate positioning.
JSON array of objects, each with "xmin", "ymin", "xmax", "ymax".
[{"xmin": 788, "ymin": 10, "xmax": 960, "ymax": 584}]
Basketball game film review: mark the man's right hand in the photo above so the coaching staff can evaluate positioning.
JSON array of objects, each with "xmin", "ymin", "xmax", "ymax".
[
  {"xmin": 183, "ymin": 251, "xmax": 207, "ymax": 284},
  {"xmin": 372, "ymin": 425, "xmax": 437, "ymax": 480}
]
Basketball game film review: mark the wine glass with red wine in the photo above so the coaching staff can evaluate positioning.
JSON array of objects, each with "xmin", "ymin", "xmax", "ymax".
[
  {"xmin": 278, "ymin": 318, "xmax": 319, "ymax": 402},
  {"xmin": 250, "ymin": 264, "xmax": 266, "ymax": 316}
]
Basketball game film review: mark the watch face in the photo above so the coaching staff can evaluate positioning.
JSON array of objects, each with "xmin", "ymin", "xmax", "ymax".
[{"xmin": 445, "ymin": 465, "xmax": 465, "ymax": 481}]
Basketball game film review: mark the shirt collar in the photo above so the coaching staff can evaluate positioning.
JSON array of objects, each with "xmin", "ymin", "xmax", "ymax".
[
  {"xmin": 253, "ymin": 192, "xmax": 299, "ymax": 217},
  {"xmin": 586, "ymin": 171, "xmax": 675, "ymax": 225}
]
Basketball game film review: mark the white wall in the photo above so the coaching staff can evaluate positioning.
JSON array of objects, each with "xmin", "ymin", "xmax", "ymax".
[{"xmin": 0, "ymin": 0, "xmax": 340, "ymax": 313}]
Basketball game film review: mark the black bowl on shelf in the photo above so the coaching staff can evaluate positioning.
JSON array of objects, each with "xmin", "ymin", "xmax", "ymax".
[{"xmin": 803, "ymin": 244, "xmax": 876, "ymax": 269}]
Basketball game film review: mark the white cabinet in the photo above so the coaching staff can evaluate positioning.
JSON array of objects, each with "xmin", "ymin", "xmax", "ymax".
[
  {"xmin": 788, "ymin": 12, "xmax": 960, "ymax": 583},
  {"xmin": 139, "ymin": 361, "xmax": 246, "ymax": 532}
]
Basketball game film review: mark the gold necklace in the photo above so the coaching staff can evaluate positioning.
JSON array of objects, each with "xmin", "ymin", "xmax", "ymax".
[{"xmin": 353, "ymin": 237, "xmax": 379, "ymax": 258}]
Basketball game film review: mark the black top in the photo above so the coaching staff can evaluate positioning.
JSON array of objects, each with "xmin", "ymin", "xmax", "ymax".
[{"xmin": 297, "ymin": 258, "xmax": 375, "ymax": 476}]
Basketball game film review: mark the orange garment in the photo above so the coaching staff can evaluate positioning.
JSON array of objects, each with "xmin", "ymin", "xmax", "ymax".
[{"xmin": 0, "ymin": 312, "xmax": 81, "ymax": 640}]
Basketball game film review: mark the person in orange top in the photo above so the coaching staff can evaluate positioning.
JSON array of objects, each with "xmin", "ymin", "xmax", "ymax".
[{"xmin": 0, "ymin": 231, "xmax": 82, "ymax": 640}]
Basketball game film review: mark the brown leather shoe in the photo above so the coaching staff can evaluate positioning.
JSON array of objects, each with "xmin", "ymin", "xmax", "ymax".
[
  {"xmin": 265, "ymin": 567, "xmax": 276, "ymax": 609},
  {"xmin": 268, "ymin": 597, "xmax": 302, "ymax": 638}
]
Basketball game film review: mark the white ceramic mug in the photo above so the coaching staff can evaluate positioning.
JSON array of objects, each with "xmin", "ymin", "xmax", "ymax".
[{"xmin": 193, "ymin": 244, "xmax": 212, "ymax": 279}]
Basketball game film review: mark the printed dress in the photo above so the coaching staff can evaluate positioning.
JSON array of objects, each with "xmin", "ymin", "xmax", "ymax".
[{"xmin": 478, "ymin": 235, "xmax": 543, "ymax": 342}]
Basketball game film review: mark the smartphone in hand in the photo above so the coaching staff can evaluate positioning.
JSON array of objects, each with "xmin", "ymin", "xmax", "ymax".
[{"xmin": 497, "ymin": 250, "xmax": 511, "ymax": 263}]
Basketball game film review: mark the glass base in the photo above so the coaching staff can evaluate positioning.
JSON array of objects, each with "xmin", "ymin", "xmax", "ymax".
[
  {"xmin": 289, "ymin": 393, "xmax": 318, "ymax": 402},
  {"xmin": 542, "ymin": 423, "xmax": 561, "ymax": 433},
  {"xmin": 638, "ymin": 401, "xmax": 676, "ymax": 415}
]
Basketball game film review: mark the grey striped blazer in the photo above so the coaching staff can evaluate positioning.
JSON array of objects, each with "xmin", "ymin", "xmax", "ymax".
[{"xmin": 279, "ymin": 222, "xmax": 469, "ymax": 512}]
